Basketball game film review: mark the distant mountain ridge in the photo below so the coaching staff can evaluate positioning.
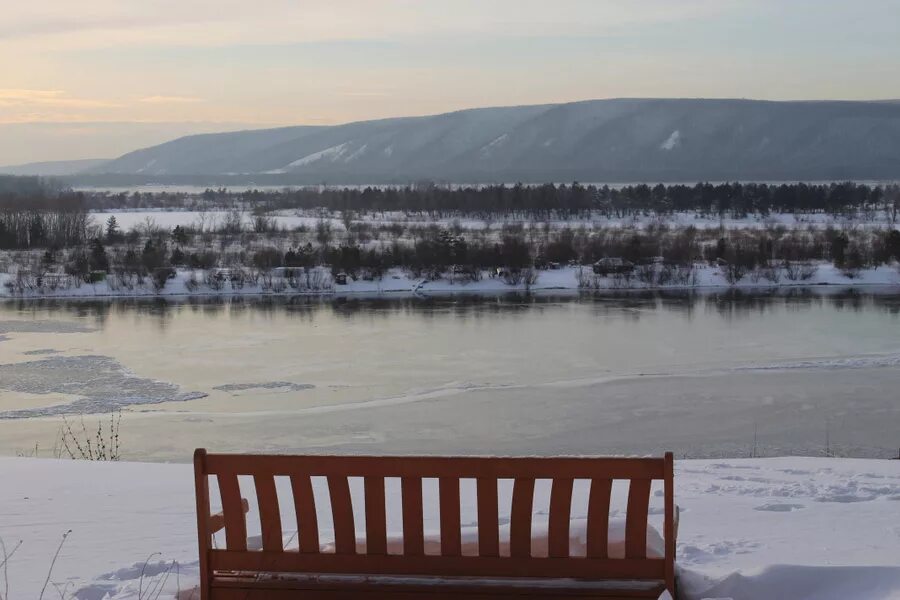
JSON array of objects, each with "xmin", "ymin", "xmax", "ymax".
[
  {"xmin": 0, "ymin": 158, "xmax": 110, "ymax": 177},
  {"xmin": 74, "ymin": 99, "xmax": 900, "ymax": 183}
]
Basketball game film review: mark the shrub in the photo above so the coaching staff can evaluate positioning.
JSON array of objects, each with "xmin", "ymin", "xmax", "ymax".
[{"xmin": 59, "ymin": 412, "xmax": 121, "ymax": 461}]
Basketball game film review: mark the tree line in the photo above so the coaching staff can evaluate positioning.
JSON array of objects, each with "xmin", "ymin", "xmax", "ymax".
[
  {"xmin": 29, "ymin": 220, "xmax": 900, "ymax": 286},
  {"xmin": 0, "ymin": 193, "xmax": 91, "ymax": 249},
  {"xmin": 65, "ymin": 181, "xmax": 900, "ymax": 218}
]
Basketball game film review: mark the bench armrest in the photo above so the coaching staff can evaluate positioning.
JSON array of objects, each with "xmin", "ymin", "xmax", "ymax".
[{"xmin": 208, "ymin": 498, "xmax": 249, "ymax": 534}]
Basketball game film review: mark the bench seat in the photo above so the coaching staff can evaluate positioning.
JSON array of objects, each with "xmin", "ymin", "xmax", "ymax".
[{"xmin": 212, "ymin": 572, "xmax": 667, "ymax": 599}]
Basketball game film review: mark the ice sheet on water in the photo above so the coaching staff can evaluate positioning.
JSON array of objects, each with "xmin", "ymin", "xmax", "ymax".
[
  {"xmin": 0, "ymin": 320, "xmax": 96, "ymax": 334},
  {"xmin": 0, "ymin": 355, "xmax": 206, "ymax": 418},
  {"xmin": 213, "ymin": 381, "xmax": 315, "ymax": 393},
  {"xmin": 733, "ymin": 352, "xmax": 900, "ymax": 371}
]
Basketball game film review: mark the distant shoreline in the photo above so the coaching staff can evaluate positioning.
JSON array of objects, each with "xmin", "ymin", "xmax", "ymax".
[{"xmin": 3, "ymin": 268, "xmax": 900, "ymax": 303}]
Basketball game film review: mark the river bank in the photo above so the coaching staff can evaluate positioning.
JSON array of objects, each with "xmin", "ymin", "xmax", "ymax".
[{"xmin": 3, "ymin": 263, "xmax": 900, "ymax": 301}]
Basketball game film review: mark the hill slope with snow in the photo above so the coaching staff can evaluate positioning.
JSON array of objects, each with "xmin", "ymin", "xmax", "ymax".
[{"xmin": 84, "ymin": 99, "xmax": 900, "ymax": 183}]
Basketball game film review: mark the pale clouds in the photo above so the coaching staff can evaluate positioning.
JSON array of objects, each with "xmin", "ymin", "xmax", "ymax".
[
  {"xmin": 0, "ymin": 89, "xmax": 119, "ymax": 109},
  {"xmin": 138, "ymin": 96, "xmax": 204, "ymax": 104},
  {"xmin": 0, "ymin": 90, "xmax": 208, "ymax": 123},
  {"xmin": 1, "ymin": 0, "xmax": 899, "ymax": 163},
  {"xmin": 7, "ymin": 1, "xmax": 738, "ymax": 129},
  {"xmin": 0, "ymin": 89, "xmax": 125, "ymax": 123},
  {"xmin": 1, "ymin": 1, "xmax": 730, "ymax": 48}
]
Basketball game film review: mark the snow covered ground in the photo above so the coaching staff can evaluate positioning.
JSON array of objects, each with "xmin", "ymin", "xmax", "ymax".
[
  {"xmin": 90, "ymin": 208, "xmax": 900, "ymax": 233},
  {"xmin": 0, "ymin": 457, "xmax": 897, "ymax": 599},
  {"xmin": 3, "ymin": 263, "xmax": 900, "ymax": 300}
]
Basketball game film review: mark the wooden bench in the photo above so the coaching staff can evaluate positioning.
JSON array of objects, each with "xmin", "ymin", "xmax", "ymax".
[{"xmin": 194, "ymin": 449, "xmax": 678, "ymax": 599}]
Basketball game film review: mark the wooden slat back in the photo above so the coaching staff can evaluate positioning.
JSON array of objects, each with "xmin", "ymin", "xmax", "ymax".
[
  {"xmin": 327, "ymin": 476, "xmax": 356, "ymax": 554},
  {"xmin": 476, "ymin": 478, "xmax": 499, "ymax": 557},
  {"xmin": 586, "ymin": 478, "xmax": 612, "ymax": 558},
  {"xmin": 401, "ymin": 477, "xmax": 425, "ymax": 555},
  {"xmin": 509, "ymin": 478, "xmax": 535, "ymax": 557},
  {"xmin": 253, "ymin": 474, "xmax": 282, "ymax": 552},
  {"xmin": 438, "ymin": 478, "xmax": 461, "ymax": 556},
  {"xmin": 216, "ymin": 473, "xmax": 247, "ymax": 551},
  {"xmin": 548, "ymin": 478, "xmax": 573, "ymax": 558},
  {"xmin": 625, "ymin": 479, "xmax": 652, "ymax": 558},
  {"xmin": 364, "ymin": 477, "xmax": 387, "ymax": 555},
  {"xmin": 290, "ymin": 475, "xmax": 319, "ymax": 553}
]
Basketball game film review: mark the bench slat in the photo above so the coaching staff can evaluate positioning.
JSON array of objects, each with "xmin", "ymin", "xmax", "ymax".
[
  {"xmin": 217, "ymin": 473, "xmax": 247, "ymax": 551},
  {"xmin": 290, "ymin": 475, "xmax": 319, "ymax": 554},
  {"xmin": 209, "ymin": 575, "xmax": 667, "ymax": 599},
  {"xmin": 586, "ymin": 478, "xmax": 612, "ymax": 558},
  {"xmin": 510, "ymin": 478, "xmax": 535, "ymax": 558},
  {"xmin": 364, "ymin": 477, "xmax": 387, "ymax": 555},
  {"xmin": 327, "ymin": 476, "xmax": 356, "ymax": 555},
  {"xmin": 476, "ymin": 478, "xmax": 499, "ymax": 557},
  {"xmin": 401, "ymin": 477, "xmax": 425, "ymax": 556},
  {"xmin": 548, "ymin": 478, "xmax": 573, "ymax": 558},
  {"xmin": 625, "ymin": 479, "xmax": 652, "ymax": 558},
  {"xmin": 253, "ymin": 474, "xmax": 283, "ymax": 552},
  {"xmin": 193, "ymin": 450, "xmax": 212, "ymax": 600},
  {"xmin": 664, "ymin": 452, "xmax": 676, "ymax": 596},
  {"xmin": 438, "ymin": 477, "xmax": 461, "ymax": 556},
  {"xmin": 209, "ymin": 551, "xmax": 667, "ymax": 580},
  {"xmin": 205, "ymin": 455, "xmax": 665, "ymax": 480}
]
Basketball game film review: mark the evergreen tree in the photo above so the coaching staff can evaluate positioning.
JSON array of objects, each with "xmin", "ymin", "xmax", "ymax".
[
  {"xmin": 105, "ymin": 216, "xmax": 121, "ymax": 242},
  {"xmin": 170, "ymin": 247, "xmax": 186, "ymax": 265},
  {"xmin": 89, "ymin": 238, "xmax": 110, "ymax": 272},
  {"xmin": 141, "ymin": 239, "xmax": 167, "ymax": 272},
  {"xmin": 172, "ymin": 225, "xmax": 189, "ymax": 245},
  {"xmin": 830, "ymin": 233, "xmax": 849, "ymax": 267}
]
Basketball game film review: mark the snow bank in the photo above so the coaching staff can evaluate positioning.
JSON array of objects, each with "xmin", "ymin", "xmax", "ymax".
[
  {"xmin": 682, "ymin": 565, "xmax": 900, "ymax": 600},
  {"xmin": 0, "ymin": 457, "xmax": 897, "ymax": 599},
  {"xmin": 3, "ymin": 263, "xmax": 900, "ymax": 301}
]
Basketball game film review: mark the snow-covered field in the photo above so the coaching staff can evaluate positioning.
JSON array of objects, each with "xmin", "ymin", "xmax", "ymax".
[
  {"xmin": 0, "ymin": 457, "xmax": 897, "ymax": 600},
  {"xmin": 90, "ymin": 208, "xmax": 900, "ymax": 232}
]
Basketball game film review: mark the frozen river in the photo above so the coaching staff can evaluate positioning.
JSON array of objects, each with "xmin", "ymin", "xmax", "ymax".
[{"xmin": 0, "ymin": 291, "xmax": 898, "ymax": 460}]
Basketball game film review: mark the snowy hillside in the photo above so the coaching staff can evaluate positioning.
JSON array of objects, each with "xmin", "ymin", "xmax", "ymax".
[
  {"xmin": 0, "ymin": 457, "xmax": 897, "ymax": 600},
  {"xmin": 83, "ymin": 99, "xmax": 900, "ymax": 183}
]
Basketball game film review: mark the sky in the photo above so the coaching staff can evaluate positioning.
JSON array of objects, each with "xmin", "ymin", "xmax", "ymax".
[{"xmin": 2, "ymin": 0, "xmax": 900, "ymax": 165}]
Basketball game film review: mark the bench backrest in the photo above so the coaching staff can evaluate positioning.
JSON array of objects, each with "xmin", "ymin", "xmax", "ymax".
[{"xmin": 194, "ymin": 450, "xmax": 675, "ymax": 593}]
